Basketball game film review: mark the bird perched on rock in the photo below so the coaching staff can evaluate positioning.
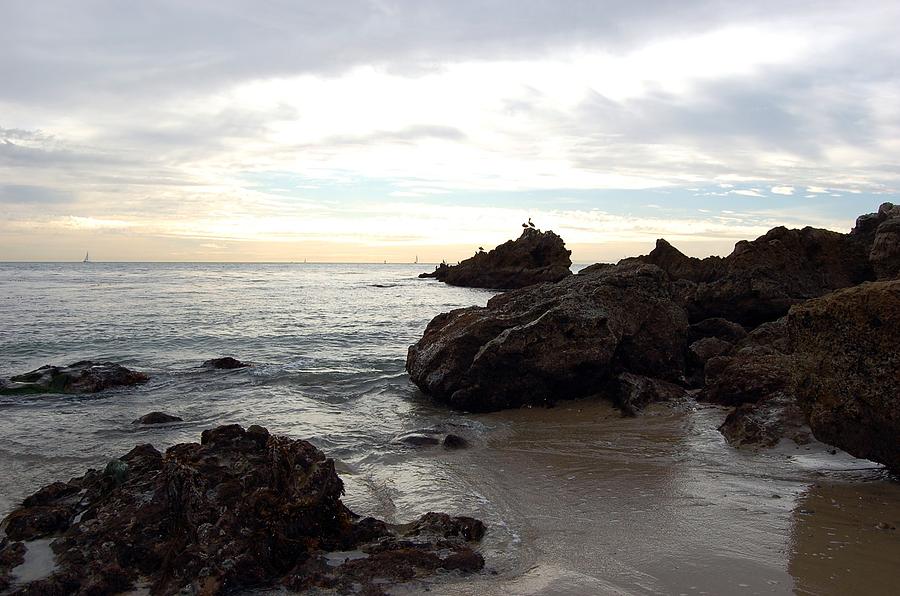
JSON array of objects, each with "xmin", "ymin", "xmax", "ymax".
[
  {"xmin": 478, "ymin": 246, "xmax": 485, "ymax": 252},
  {"xmin": 528, "ymin": 217, "xmax": 535, "ymax": 228}
]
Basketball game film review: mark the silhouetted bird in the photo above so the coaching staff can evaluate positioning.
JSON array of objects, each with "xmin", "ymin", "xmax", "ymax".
[
  {"xmin": 521, "ymin": 222, "xmax": 528, "ymax": 228},
  {"xmin": 528, "ymin": 217, "xmax": 535, "ymax": 228},
  {"xmin": 478, "ymin": 246, "xmax": 485, "ymax": 252}
]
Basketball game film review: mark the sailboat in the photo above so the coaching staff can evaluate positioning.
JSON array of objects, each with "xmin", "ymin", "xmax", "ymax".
[
  {"xmin": 414, "ymin": 255, "xmax": 418, "ymax": 264},
  {"xmin": 83, "ymin": 251, "xmax": 90, "ymax": 263}
]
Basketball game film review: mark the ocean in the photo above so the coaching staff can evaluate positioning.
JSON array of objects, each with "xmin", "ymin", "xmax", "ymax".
[{"xmin": 1, "ymin": 262, "xmax": 898, "ymax": 595}]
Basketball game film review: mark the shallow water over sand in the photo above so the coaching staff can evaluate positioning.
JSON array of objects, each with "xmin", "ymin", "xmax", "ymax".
[{"xmin": 1, "ymin": 263, "xmax": 898, "ymax": 594}]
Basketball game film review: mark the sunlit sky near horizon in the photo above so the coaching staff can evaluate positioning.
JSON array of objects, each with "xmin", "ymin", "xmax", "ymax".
[{"xmin": 2, "ymin": 1, "xmax": 899, "ymax": 262}]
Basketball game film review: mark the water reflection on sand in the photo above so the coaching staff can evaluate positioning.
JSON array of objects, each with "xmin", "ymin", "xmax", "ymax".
[{"xmin": 389, "ymin": 399, "xmax": 898, "ymax": 596}]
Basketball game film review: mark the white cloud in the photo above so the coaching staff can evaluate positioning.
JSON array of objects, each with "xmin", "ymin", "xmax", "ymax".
[{"xmin": 771, "ymin": 185, "xmax": 795, "ymax": 195}]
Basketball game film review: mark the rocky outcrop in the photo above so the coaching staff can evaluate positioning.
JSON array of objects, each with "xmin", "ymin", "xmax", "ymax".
[
  {"xmin": 0, "ymin": 361, "xmax": 148, "ymax": 396},
  {"xmin": 0, "ymin": 425, "xmax": 484, "ymax": 595},
  {"xmin": 202, "ymin": 356, "xmax": 250, "ymax": 369},
  {"xmin": 132, "ymin": 412, "xmax": 182, "ymax": 425},
  {"xmin": 853, "ymin": 202, "xmax": 900, "ymax": 280},
  {"xmin": 419, "ymin": 227, "xmax": 572, "ymax": 289},
  {"xmin": 629, "ymin": 226, "xmax": 874, "ymax": 327},
  {"xmin": 407, "ymin": 263, "xmax": 688, "ymax": 412},
  {"xmin": 700, "ymin": 317, "xmax": 808, "ymax": 447},
  {"xmin": 786, "ymin": 280, "xmax": 900, "ymax": 472}
]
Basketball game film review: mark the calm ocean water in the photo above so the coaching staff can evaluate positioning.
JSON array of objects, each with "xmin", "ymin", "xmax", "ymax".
[{"xmin": 2, "ymin": 262, "xmax": 899, "ymax": 595}]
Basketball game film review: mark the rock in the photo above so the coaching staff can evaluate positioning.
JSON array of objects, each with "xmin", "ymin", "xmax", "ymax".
[
  {"xmin": 0, "ymin": 425, "xmax": 485, "ymax": 595},
  {"xmin": 407, "ymin": 263, "xmax": 688, "ymax": 411},
  {"xmin": 717, "ymin": 393, "xmax": 807, "ymax": 448},
  {"xmin": 612, "ymin": 372, "xmax": 686, "ymax": 416},
  {"xmin": 689, "ymin": 337, "xmax": 734, "ymax": 365},
  {"xmin": 419, "ymin": 227, "xmax": 572, "ymax": 289},
  {"xmin": 201, "ymin": 356, "xmax": 250, "ymax": 369},
  {"xmin": 0, "ymin": 541, "xmax": 26, "ymax": 592},
  {"xmin": 405, "ymin": 512, "xmax": 486, "ymax": 541},
  {"xmin": 687, "ymin": 317, "xmax": 748, "ymax": 344},
  {"xmin": 398, "ymin": 434, "xmax": 441, "ymax": 447},
  {"xmin": 442, "ymin": 434, "xmax": 470, "ymax": 450},
  {"xmin": 786, "ymin": 280, "xmax": 900, "ymax": 472},
  {"xmin": 419, "ymin": 262, "xmax": 450, "ymax": 279},
  {"xmin": 132, "ymin": 412, "xmax": 182, "ymax": 425},
  {"xmin": 852, "ymin": 202, "xmax": 900, "ymax": 280},
  {"xmin": 629, "ymin": 225, "xmax": 874, "ymax": 327},
  {"xmin": 702, "ymin": 346, "xmax": 792, "ymax": 406},
  {"xmin": 0, "ymin": 361, "xmax": 148, "ymax": 396}
]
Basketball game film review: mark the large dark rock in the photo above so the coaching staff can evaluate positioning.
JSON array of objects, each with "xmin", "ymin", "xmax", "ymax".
[
  {"xmin": 132, "ymin": 412, "xmax": 183, "ymax": 425},
  {"xmin": 407, "ymin": 263, "xmax": 688, "ymax": 412},
  {"xmin": 701, "ymin": 316, "xmax": 807, "ymax": 447},
  {"xmin": 628, "ymin": 225, "xmax": 874, "ymax": 327},
  {"xmin": 787, "ymin": 280, "xmax": 900, "ymax": 472},
  {"xmin": 419, "ymin": 227, "xmax": 572, "ymax": 289},
  {"xmin": 0, "ymin": 361, "xmax": 148, "ymax": 396},
  {"xmin": 202, "ymin": 356, "xmax": 250, "ymax": 369},
  {"xmin": 0, "ymin": 425, "xmax": 484, "ymax": 595},
  {"xmin": 854, "ymin": 202, "xmax": 900, "ymax": 280}
]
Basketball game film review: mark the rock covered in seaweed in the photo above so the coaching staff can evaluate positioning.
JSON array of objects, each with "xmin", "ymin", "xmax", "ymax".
[
  {"xmin": 0, "ymin": 424, "xmax": 485, "ymax": 595},
  {"xmin": 0, "ymin": 361, "xmax": 148, "ymax": 396},
  {"xmin": 419, "ymin": 227, "xmax": 572, "ymax": 289},
  {"xmin": 407, "ymin": 263, "xmax": 688, "ymax": 412}
]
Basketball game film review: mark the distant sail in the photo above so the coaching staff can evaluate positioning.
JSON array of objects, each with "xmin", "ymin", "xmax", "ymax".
[{"xmin": 83, "ymin": 251, "xmax": 90, "ymax": 263}]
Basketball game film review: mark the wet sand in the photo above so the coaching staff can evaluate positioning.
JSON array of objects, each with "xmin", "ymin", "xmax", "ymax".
[{"xmin": 385, "ymin": 399, "xmax": 900, "ymax": 595}]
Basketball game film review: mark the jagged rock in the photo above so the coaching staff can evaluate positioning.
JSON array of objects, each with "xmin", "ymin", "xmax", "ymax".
[
  {"xmin": 702, "ymin": 347, "xmax": 792, "ymax": 407},
  {"xmin": 0, "ymin": 361, "xmax": 148, "ymax": 395},
  {"xmin": 629, "ymin": 225, "xmax": 874, "ymax": 327},
  {"xmin": 132, "ymin": 412, "xmax": 182, "ymax": 425},
  {"xmin": 201, "ymin": 356, "xmax": 250, "ymax": 369},
  {"xmin": 407, "ymin": 263, "xmax": 688, "ymax": 411},
  {"xmin": 442, "ymin": 434, "xmax": 469, "ymax": 450},
  {"xmin": 787, "ymin": 280, "xmax": 900, "ymax": 472},
  {"xmin": 0, "ymin": 542, "xmax": 26, "ymax": 592},
  {"xmin": 612, "ymin": 372, "xmax": 686, "ymax": 416},
  {"xmin": 687, "ymin": 317, "xmax": 748, "ymax": 344},
  {"xmin": 717, "ymin": 393, "xmax": 808, "ymax": 448},
  {"xmin": 419, "ymin": 227, "xmax": 572, "ymax": 289},
  {"xmin": 689, "ymin": 337, "xmax": 734, "ymax": 365},
  {"xmin": 0, "ymin": 425, "xmax": 484, "ymax": 595}
]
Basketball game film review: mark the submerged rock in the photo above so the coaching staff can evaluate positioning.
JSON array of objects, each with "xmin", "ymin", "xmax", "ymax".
[
  {"xmin": 419, "ymin": 227, "xmax": 572, "ymax": 289},
  {"xmin": 442, "ymin": 434, "xmax": 470, "ymax": 450},
  {"xmin": 0, "ymin": 361, "xmax": 148, "ymax": 396},
  {"xmin": 132, "ymin": 412, "xmax": 182, "ymax": 425},
  {"xmin": 201, "ymin": 356, "xmax": 250, "ymax": 369},
  {"xmin": 407, "ymin": 263, "xmax": 688, "ymax": 412},
  {"xmin": 0, "ymin": 425, "xmax": 485, "ymax": 595},
  {"xmin": 787, "ymin": 280, "xmax": 900, "ymax": 472}
]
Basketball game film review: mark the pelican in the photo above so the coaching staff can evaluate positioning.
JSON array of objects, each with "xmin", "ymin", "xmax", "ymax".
[
  {"xmin": 478, "ymin": 246, "xmax": 485, "ymax": 252},
  {"xmin": 528, "ymin": 217, "xmax": 535, "ymax": 228}
]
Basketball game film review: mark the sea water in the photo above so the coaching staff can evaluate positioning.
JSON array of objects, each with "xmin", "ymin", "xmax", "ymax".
[{"xmin": 1, "ymin": 262, "xmax": 898, "ymax": 595}]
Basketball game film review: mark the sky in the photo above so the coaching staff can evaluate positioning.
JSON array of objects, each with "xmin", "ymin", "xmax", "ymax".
[{"xmin": 1, "ymin": 1, "xmax": 899, "ymax": 263}]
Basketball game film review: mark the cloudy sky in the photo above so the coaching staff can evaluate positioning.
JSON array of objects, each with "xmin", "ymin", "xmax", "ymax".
[{"xmin": 2, "ymin": 1, "xmax": 898, "ymax": 262}]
